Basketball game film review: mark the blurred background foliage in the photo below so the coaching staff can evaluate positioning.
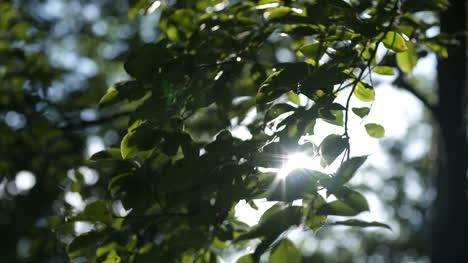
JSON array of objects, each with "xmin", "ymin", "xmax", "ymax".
[{"xmin": 0, "ymin": 0, "xmax": 464, "ymax": 263}]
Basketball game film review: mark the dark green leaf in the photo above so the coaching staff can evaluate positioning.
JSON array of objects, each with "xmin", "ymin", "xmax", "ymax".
[
  {"xmin": 317, "ymin": 200, "xmax": 361, "ymax": 216},
  {"xmin": 265, "ymin": 103, "xmax": 296, "ymax": 124},
  {"xmin": 71, "ymin": 200, "xmax": 112, "ymax": 224},
  {"xmin": 333, "ymin": 219, "xmax": 391, "ymax": 230},
  {"xmin": 67, "ymin": 231, "xmax": 106, "ymax": 259},
  {"xmin": 332, "ymin": 156, "xmax": 367, "ymax": 187},
  {"xmin": 334, "ymin": 187, "xmax": 370, "ymax": 212},
  {"xmin": 235, "ymin": 206, "xmax": 302, "ymax": 242},
  {"xmin": 320, "ymin": 134, "xmax": 349, "ymax": 166},
  {"xmin": 90, "ymin": 148, "xmax": 122, "ymax": 161},
  {"xmin": 300, "ymin": 43, "xmax": 326, "ymax": 60}
]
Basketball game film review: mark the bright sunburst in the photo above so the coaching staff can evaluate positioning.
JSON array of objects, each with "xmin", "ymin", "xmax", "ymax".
[{"xmin": 277, "ymin": 152, "xmax": 320, "ymax": 179}]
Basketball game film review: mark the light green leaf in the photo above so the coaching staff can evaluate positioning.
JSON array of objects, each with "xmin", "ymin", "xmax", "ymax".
[
  {"xmin": 352, "ymin": 107, "xmax": 370, "ymax": 118},
  {"xmin": 322, "ymin": 110, "xmax": 344, "ymax": 127},
  {"xmin": 287, "ymin": 91, "xmax": 301, "ymax": 105},
  {"xmin": 305, "ymin": 194, "xmax": 327, "ymax": 232},
  {"xmin": 333, "ymin": 219, "xmax": 391, "ymax": 230},
  {"xmin": 99, "ymin": 81, "xmax": 145, "ymax": 108},
  {"xmin": 269, "ymin": 239, "xmax": 301, "ymax": 263},
  {"xmin": 396, "ymin": 42, "xmax": 418, "ymax": 74},
  {"xmin": 382, "ymin": 31, "xmax": 408, "ymax": 52},
  {"xmin": 353, "ymin": 82, "xmax": 375, "ymax": 102},
  {"xmin": 373, "ymin": 66, "xmax": 395, "ymax": 75},
  {"xmin": 236, "ymin": 254, "xmax": 254, "ymax": 263},
  {"xmin": 365, "ymin": 123, "xmax": 385, "ymax": 138},
  {"xmin": 267, "ymin": 7, "xmax": 291, "ymax": 21},
  {"xmin": 99, "ymin": 86, "xmax": 119, "ymax": 107},
  {"xmin": 103, "ymin": 250, "xmax": 121, "ymax": 263}
]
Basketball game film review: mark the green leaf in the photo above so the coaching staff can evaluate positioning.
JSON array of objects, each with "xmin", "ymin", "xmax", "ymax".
[
  {"xmin": 235, "ymin": 206, "xmax": 302, "ymax": 242},
  {"xmin": 332, "ymin": 156, "xmax": 367, "ymax": 187},
  {"xmin": 382, "ymin": 31, "xmax": 408, "ymax": 52},
  {"xmin": 320, "ymin": 134, "xmax": 348, "ymax": 166},
  {"xmin": 287, "ymin": 91, "xmax": 301, "ymax": 105},
  {"xmin": 353, "ymin": 82, "xmax": 375, "ymax": 102},
  {"xmin": 102, "ymin": 250, "xmax": 121, "ymax": 263},
  {"xmin": 365, "ymin": 123, "xmax": 385, "ymax": 138},
  {"xmin": 269, "ymin": 239, "xmax": 301, "ymax": 263},
  {"xmin": 268, "ymin": 169, "xmax": 321, "ymax": 202},
  {"xmin": 305, "ymin": 194, "xmax": 327, "ymax": 232},
  {"xmin": 90, "ymin": 148, "xmax": 122, "ymax": 161},
  {"xmin": 396, "ymin": 41, "xmax": 418, "ymax": 74},
  {"xmin": 71, "ymin": 200, "xmax": 112, "ymax": 224},
  {"xmin": 322, "ymin": 110, "xmax": 344, "ymax": 127},
  {"xmin": 99, "ymin": 81, "xmax": 146, "ymax": 108},
  {"xmin": 67, "ymin": 231, "xmax": 105, "ymax": 259},
  {"xmin": 352, "ymin": 107, "xmax": 370, "ymax": 118},
  {"xmin": 267, "ymin": 7, "xmax": 292, "ymax": 21},
  {"xmin": 317, "ymin": 200, "xmax": 360, "ymax": 216},
  {"xmin": 372, "ymin": 66, "xmax": 395, "ymax": 75},
  {"xmin": 300, "ymin": 42, "xmax": 326, "ymax": 60},
  {"xmin": 236, "ymin": 254, "xmax": 254, "ymax": 263},
  {"xmin": 333, "ymin": 219, "xmax": 391, "ymax": 230},
  {"xmin": 121, "ymin": 123, "xmax": 160, "ymax": 159},
  {"xmin": 334, "ymin": 187, "xmax": 370, "ymax": 212},
  {"xmin": 265, "ymin": 103, "xmax": 296, "ymax": 124}
]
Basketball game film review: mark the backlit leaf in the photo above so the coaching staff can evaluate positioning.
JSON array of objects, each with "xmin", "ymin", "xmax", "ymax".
[
  {"xmin": 365, "ymin": 123, "xmax": 385, "ymax": 138},
  {"xmin": 269, "ymin": 239, "xmax": 300, "ymax": 263},
  {"xmin": 352, "ymin": 107, "xmax": 370, "ymax": 118},
  {"xmin": 382, "ymin": 31, "xmax": 408, "ymax": 52},
  {"xmin": 236, "ymin": 254, "xmax": 254, "ymax": 263},
  {"xmin": 396, "ymin": 41, "xmax": 418, "ymax": 73},
  {"xmin": 353, "ymin": 82, "xmax": 375, "ymax": 102},
  {"xmin": 373, "ymin": 66, "xmax": 395, "ymax": 75}
]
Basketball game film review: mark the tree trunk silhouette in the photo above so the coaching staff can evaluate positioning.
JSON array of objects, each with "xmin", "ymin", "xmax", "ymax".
[{"xmin": 433, "ymin": 0, "xmax": 468, "ymax": 262}]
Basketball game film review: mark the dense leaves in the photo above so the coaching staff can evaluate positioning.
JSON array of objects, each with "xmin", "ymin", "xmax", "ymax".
[{"xmin": 0, "ymin": 0, "xmax": 450, "ymax": 262}]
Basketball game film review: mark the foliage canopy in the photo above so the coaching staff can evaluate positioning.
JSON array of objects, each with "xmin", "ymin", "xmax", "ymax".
[{"xmin": 0, "ymin": 0, "xmax": 452, "ymax": 262}]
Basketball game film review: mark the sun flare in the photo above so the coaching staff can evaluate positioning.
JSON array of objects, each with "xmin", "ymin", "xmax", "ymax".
[{"xmin": 277, "ymin": 152, "xmax": 320, "ymax": 179}]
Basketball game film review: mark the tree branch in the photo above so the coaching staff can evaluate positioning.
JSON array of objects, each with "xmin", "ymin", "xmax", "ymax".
[
  {"xmin": 59, "ymin": 111, "xmax": 131, "ymax": 130},
  {"xmin": 393, "ymin": 74, "xmax": 439, "ymax": 120}
]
